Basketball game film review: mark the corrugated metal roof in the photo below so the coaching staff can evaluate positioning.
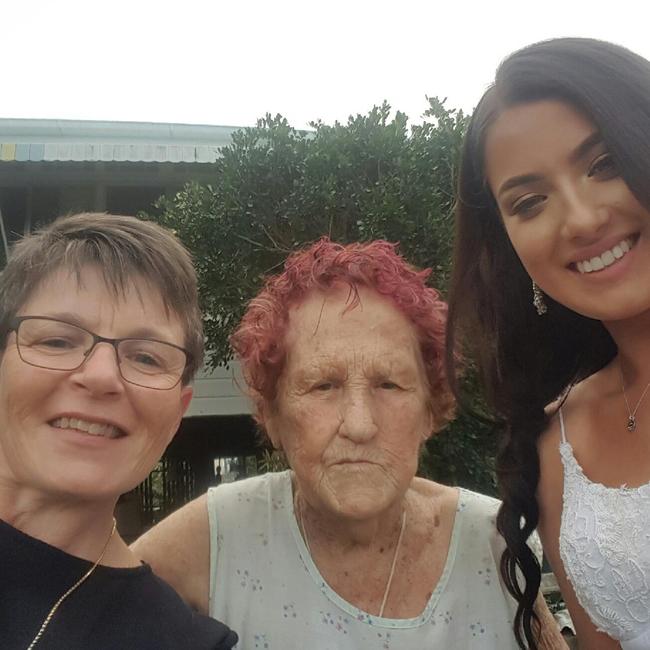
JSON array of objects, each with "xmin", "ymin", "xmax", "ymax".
[{"xmin": 0, "ymin": 118, "xmax": 240, "ymax": 164}]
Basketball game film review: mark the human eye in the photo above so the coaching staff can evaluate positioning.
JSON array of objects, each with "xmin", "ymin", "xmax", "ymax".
[
  {"xmin": 307, "ymin": 372, "xmax": 342, "ymax": 393},
  {"xmin": 312, "ymin": 381, "xmax": 334, "ymax": 392},
  {"xmin": 41, "ymin": 336, "xmax": 75, "ymax": 348},
  {"xmin": 588, "ymin": 152, "xmax": 618, "ymax": 179},
  {"xmin": 378, "ymin": 380, "xmax": 400, "ymax": 390},
  {"xmin": 37, "ymin": 336, "xmax": 78, "ymax": 351},
  {"xmin": 132, "ymin": 352, "xmax": 163, "ymax": 369},
  {"xmin": 510, "ymin": 194, "xmax": 546, "ymax": 218},
  {"xmin": 122, "ymin": 341, "xmax": 170, "ymax": 374},
  {"xmin": 23, "ymin": 322, "xmax": 84, "ymax": 353}
]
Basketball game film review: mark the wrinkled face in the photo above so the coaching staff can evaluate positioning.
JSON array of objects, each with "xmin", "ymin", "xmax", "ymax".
[
  {"xmin": 485, "ymin": 99, "xmax": 650, "ymax": 323},
  {"xmin": 0, "ymin": 266, "xmax": 193, "ymax": 502},
  {"xmin": 264, "ymin": 285, "xmax": 433, "ymax": 520}
]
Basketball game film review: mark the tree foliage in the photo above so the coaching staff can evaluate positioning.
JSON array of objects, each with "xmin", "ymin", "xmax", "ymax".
[{"xmin": 149, "ymin": 98, "xmax": 497, "ymax": 493}]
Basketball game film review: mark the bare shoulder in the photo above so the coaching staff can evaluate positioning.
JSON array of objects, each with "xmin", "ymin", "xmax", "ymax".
[
  {"xmin": 538, "ymin": 408, "xmax": 563, "ymax": 482},
  {"xmin": 131, "ymin": 493, "xmax": 210, "ymax": 613},
  {"xmin": 409, "ymin": 477, "xmax": 468, "ymax": 533},
  {"xmin": 537, "ymin": 400, "xmax": 565, "ymax": 542},
  {"xmin": 537, "ymin": 370, "xmax": 607, "ymax": 505},
  {"xmin": 408, "ymin": 478, "xmax": 460, "ymax": 530},
  {"xmin": 410, "ymin": 477, "xmax": 459, "ymax": 509},
  {"xmin": 132, "ymin": 492, "xmax": 210, "ymax": 554}
]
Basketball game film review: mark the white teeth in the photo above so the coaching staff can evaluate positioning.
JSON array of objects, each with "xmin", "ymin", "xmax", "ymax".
[
  {"xmin": 51, "ymin": 417, "xmax": 121, "ymax": 438},
  {"xmin": 591, "ymin": 257, "xmax": 604, "ymax": 271},
  {"xmin": 576, "ymin": 238, "xmax": 634, "ymax": 274},
  {"xmin": 601, "ymin": 250, "xmax": 615, "ymax": 266}
]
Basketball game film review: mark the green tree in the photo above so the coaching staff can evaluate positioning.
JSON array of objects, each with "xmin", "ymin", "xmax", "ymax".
[{"xmin": 150, "ymin": 98, "xmax": 497, "ymax": 493}]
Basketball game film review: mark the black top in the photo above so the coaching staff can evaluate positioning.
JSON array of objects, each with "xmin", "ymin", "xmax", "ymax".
[{"xmin": 0, "ymin": 519, "xmax": 238, "ymax": 649}]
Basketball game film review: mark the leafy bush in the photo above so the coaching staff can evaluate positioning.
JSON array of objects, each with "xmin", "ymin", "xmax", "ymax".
[{"xmin": 149, "ymin": 98, "xmax": 497, "ymax": 494}]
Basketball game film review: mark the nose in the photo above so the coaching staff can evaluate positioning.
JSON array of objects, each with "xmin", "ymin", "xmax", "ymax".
[
  {"xmin": 561, "ymin": 184, "xmax": 611, "ymax": 240},
  {"xmin": 338, "ymin": 390, "xmax": 379, "ymax": 442},
  {"xmin": 70, "ymin": 342, "xmax": 125, "ymax": 396}
]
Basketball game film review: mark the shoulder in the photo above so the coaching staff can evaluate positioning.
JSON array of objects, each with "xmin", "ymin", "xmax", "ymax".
[
  {"xmin": 131, "ymin": 493, "xmax": 211, "ymax": 613},
  {"xmin": 455, "ymin": 488, "xmax": 501, "ymax": 547},
  {"xmin": 537, "ymin": 375, "xmax": 604, "ymax": 537},
  {"xmin": 456, "ymin": 487, "xmax": 500, "ymax": 519},
  {"xmin": 410, "ymin": 478, "xmax": 461, "ymax": 521},
  {"xmin": 537, "ymin": 408, "xmax": 564, "ymax": 501},
  {"xmin": 444, "ymin": 488, "xmax": 505, "ymax": 572},
  {"xmin": 412, "ymin": 480, "xmax": 503, "ymax": 540},
  {"xmin": 209, "ymin": 470, "xmax": 290, "ymax": 497},
  {"xmin": 411, "ymin": 479, "xmax": 500, "ymax": 525},
  {"xmin": 126, "ymin": 570, "xmax": 238, "ymax": 649},
  {"xmin": 133, "ymin": 492, "xmax": 210, "ymax": 556},
  {"xmin": 454, "ymin": 488, "xmax": 543, "ymax": 561},
  {"xmin": 206, "ymin": 471, "xmax": 291, "ymax": 513}
]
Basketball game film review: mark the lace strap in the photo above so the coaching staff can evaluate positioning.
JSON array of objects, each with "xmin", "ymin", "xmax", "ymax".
[{"xmin": 558, "ymin": 408, "xmax": 567, "ymax": 444}]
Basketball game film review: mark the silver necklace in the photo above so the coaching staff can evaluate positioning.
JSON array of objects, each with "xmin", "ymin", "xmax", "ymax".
[
  {"xmin": 297, "ymin": 500, "xmax": 406, "ymax": 618},
  {"xmin": 619, "ymin": 363, "xmax": 650, "ymax": 432}
]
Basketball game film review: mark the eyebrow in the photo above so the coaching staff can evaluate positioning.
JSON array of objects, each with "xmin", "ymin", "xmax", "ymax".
[
  {"xmin": 497, "ymin": 172, "xmax": 544, "ymax": 198},
  {"xmin": 568, "ymin": 131, "xmax": 603, "ymax": 165},
  {"xmin": 39, "ymin": 312, "xmax": 171, "ymax": 341},
  {"xmin": 496, "ymin": 131, "xmax": 603, "ymax": 199}
]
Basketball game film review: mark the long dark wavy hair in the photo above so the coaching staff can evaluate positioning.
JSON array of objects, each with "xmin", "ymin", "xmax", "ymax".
[{"xmin": 446, "ymin": 37, "xmax": 650, "ymax": 648}]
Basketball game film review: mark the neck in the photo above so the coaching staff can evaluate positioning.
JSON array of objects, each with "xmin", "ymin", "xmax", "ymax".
[
  {"xmin": 605, "ymin": 310, "xmax": 650, "ymax": 386},
  {"xmin": 0, "ymin": 479, "xmax": 122, "ymax": 563},
  {"xmin": 294, "ymin": 484, "xmax": 406, "ymax": 551}
]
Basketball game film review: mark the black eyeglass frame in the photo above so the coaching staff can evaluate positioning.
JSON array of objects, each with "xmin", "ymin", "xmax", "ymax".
[{"xmin": 7, "ymin": 315, "xmax": 192, "ymax": 390}]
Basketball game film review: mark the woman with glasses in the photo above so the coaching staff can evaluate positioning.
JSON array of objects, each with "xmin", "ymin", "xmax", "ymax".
[{"xmin": 0, "ymin": 213, "xmax": 237, "ymax": 649}]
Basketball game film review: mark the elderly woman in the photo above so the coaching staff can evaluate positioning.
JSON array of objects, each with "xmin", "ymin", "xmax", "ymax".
[
  {"xmin": 134, "ymin": 239, "xmax": 564, "ymax": 648},
  {"xmin": 0, "ymin": 213, "xmax": 237, "ymax": 649}
]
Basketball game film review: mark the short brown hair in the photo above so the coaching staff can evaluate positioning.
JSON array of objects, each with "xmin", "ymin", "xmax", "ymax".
[{"xmin": 0, "ymin": 212, "xmax": 203, "ymax": 383}]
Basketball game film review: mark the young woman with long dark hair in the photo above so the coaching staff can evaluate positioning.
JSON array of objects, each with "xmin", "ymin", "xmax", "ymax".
[{"xmin": 447, "ymin": 38, "xmax": 650, "ymax": 650}]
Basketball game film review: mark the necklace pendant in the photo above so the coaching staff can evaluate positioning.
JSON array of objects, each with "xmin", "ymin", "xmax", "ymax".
[{"xmin": 627, "ymin": 415, "xmax": 637, "ymax": 432}]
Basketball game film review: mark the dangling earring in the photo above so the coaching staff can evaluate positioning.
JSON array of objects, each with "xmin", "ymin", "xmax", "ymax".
[{"xmin": 532, "ymin": 280, "xmax": 547, "ymax": 316}]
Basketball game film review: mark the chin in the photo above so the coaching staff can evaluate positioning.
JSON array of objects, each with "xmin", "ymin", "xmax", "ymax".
[
  {"xmin": 40, "ymin": 470, "xmax": 125, "ymax": 504},
  {"xmin": 560, "ymin": 281, "xmax": 650, "ymax": 321},
  {"xmin": 572, "ymin": 300, "xmax": 650, "ymax": 323}
]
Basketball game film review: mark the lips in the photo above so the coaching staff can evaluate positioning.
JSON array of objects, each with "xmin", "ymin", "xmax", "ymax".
[
  {"xmin": 50, "ymin": 416, "xmax": 125, "ymax": 439},
  {"xmin": 332, "ymin": 459, "xmax": 376, "ymax": 466}
]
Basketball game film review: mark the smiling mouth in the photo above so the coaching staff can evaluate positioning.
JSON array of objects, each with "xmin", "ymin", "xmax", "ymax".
[
  {"xmin": 50, "ymin": 417, "xmax": 125, "ymax": 439},
  {"xmin": 574, "ymin": 236, "xmax": 636, "ymax": 274}
]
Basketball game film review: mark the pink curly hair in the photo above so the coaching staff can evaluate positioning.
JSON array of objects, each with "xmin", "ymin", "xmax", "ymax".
[{"xmin": 230, "ymin": 238, "xmax": 455, "ymax": 432}]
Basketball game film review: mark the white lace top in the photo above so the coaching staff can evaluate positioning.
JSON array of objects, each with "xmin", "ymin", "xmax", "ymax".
[{"xmin": 558, "ymin": 409, "xmax": 650, "ymax": 650}]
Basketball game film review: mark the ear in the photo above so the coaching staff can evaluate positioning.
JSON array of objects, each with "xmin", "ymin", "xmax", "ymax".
[
  {"xmin": 422, "ymin": 405, "xmax": 436, "ymax": 442},
  {"xmin": 164, "ymin": 385, "xmax": 194, "ymax": 445},
  {"xmin": 258, "ymin": 400, "xmax": 283, "ymax": 451},
  {"xmin": 180, "ymin": 384, "xmax": 194, "ymax": 415}
]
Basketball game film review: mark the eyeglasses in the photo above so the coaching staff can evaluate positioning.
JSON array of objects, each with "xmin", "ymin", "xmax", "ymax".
[{"xmin": 7, "ymin": 316, "xmax": 190, "ymax": 390}]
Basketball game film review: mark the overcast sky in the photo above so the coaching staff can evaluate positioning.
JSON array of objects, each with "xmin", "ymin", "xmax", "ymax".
[{"xmin": 3, "ymin": 0, "xmax": 649, "ymax": 130}]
